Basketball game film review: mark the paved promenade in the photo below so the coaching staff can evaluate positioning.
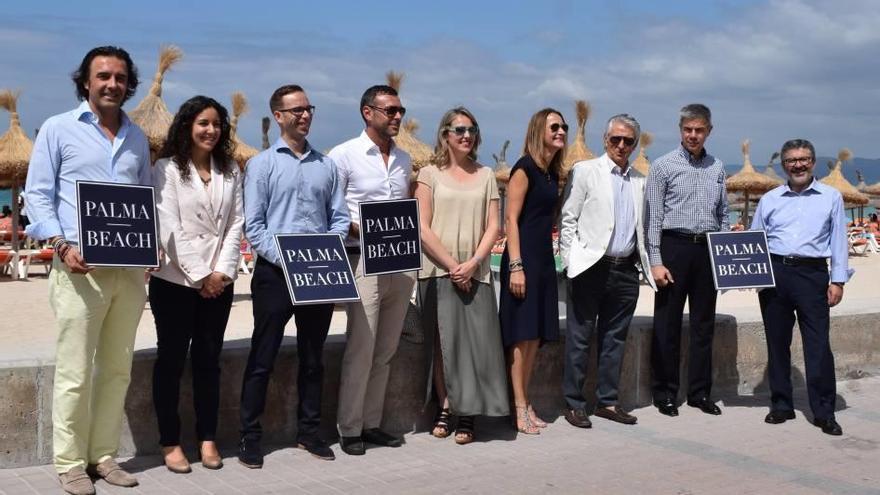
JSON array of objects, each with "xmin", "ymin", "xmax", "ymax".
[{"xmin": 1, "ymin": 374, "xmax": 879, "ymax": 494}]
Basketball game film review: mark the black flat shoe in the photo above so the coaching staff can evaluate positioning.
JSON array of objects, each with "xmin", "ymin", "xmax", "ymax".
[
  {"xmin": 813, "ymin": 418, "xmax": 843, "ymax": 436},
  {"xmin": 362, "ymin": 428, "xmax": 403, "ymax": 447},
  {"xmin": 237, "ymin": 438, "xmax": 263, "ymax": 469},
  {"xmin": 563, "ymin": 408, "xmax": 592, "ymax": 428},
  {"xmin": 339, "ymin": 436, "xmax": 365, "ymax": 456},
  {"xmin": 297, "ymin": 437, "xmax": 335, "ymax": 460},
  {"xmin": 764, "ymin": 410, "xmax": 796, "ymax": 424},
  {"xmin": 653, "ymin": 399, "xmax": 679, "ymax": 417},
  {"xmin": 687, "ymin": 398, "xmax": 722, "ymax": 415}
]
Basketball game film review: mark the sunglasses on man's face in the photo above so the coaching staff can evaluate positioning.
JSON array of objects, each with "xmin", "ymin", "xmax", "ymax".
[
  {"xmin": 549, "ymin": 123, "xmax": 569, "ymax": 133},
  {"xmin": 446, "ymin": 125, "xmax": 479, "ymax": 136},
  {"xmin": 608, "ymin": 135, "xmax": 636, "ymax": 147},
  {"xmin": 368, "ymin": 105, "xmax": 406, "ymax": 118}
]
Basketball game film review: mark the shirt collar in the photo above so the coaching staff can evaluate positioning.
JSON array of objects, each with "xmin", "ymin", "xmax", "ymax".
[
  {"xmin": 782, "ymin": 177, "xmax": 821, "ymax": 195},
  {"xmin": 273, "ymin": 136, "xmax": 314, "ymax": 160},
  {"xmin": 677, "ymin": 143, "xmax": 708, "ymax": 163},
  {"xmin": 358, "ymin": 129, "xmax": 395, "ymax": 156},
  {"xmin": 75, "ymin": 100, "xmax": 132, "ymax": 129},
  {"xmin": 602, "ymin": 153, "xmax": 631, "ymax": 177}
]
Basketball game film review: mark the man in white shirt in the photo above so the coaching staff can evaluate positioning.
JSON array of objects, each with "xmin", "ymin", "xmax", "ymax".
[
  {"xmin": 329, "ymin": 85, "xmax": 415, "ymax": 455},
  {"xmin": 559, "ymin": 114, "xmax": 656, "ymax": 428}
]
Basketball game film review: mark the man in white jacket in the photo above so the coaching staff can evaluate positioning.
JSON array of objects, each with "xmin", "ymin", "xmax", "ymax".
[{"xmin": 559, "ymin": 114, "xmax": 656, "ymax": 428}]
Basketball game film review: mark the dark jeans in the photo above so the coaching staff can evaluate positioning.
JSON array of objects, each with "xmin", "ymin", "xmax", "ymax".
[
  {"xmin": 239, "ymin": 257, "xmax": 334, "ymax": 442},
  {"xmin": 759, "ymin": 259, "xmax": 836, "ymax": 420},
  {"xmin": 149, "ymin": 275, "xmax": 234, "ymax": 446},
  {"xmin": 651, "ymin": 234, "xmax": 718, "ymax": 403},
  {"xmin": 563, "ymin": 258, "xmax": 639, "ymax": 410}
]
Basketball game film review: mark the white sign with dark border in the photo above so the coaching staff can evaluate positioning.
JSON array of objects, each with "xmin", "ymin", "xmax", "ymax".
[
  {"xmin": 358, "ymin": 198, "xmax": 422, "ymax": 276},
  {"xmin": 274, "ymin": 233, "xmax": 360, "ymax": 305},
  {"xmin": 707, "ymin": 230, "xmax": 776, "ymax": 290},
  {"xmin": 76, "ymin": 180, "xmax": 159, "ymax": 267}
]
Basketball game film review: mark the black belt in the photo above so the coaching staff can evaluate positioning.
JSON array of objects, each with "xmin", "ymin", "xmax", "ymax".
[
  {"xmin": 345, "ymin": 246, "xmax": 361, "ymax": 255},
  {"xmin": 770, "ymin": 254, "xmax": 827, "ymax": 267},
  {"xmin": 601, "ymin": 254, "xmax": 636, "ymax": 265},
  {"xmin": 663, "ymin": 230, "xmax": 708, "ymax": 244}
]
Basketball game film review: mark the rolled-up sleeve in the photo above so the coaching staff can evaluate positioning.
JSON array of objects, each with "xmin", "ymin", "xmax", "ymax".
[{"xmin": 24, "ymin": 120, "xmax": 63, "ymax": 240}]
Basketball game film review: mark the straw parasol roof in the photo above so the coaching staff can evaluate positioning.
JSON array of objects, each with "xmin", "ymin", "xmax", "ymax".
[
  {"xmin": 763, "ymin": 151, "xmax": 784, "ymax": 182},
  {"xmin": 128, "ymin": 45, "xmax": 183, "ymax": 161},
  {"xmin": 862, "ymin": 180, "xmax": 880, "ymax": 197},
  {"xmin": 261, "ymin": 116, "xmax": 271, "ymax": 150},
  {"xmin": 385, "ymin": 71, "xmax": 433, "ymax": 177},
  {"xmin": 726, "ymin": 140, "xmax": 782, "ymax": 194},
  {"xmin": 561, "ymin": 100, "xmax": 595, "ymax": 182},
  {"xmin": 631, "ymin": 131, "xmax": 653, "ymax": 176},
  {"xmin": 492, "ymin": 140, "xmax": 512, "ymax": 184},
  {"xmin": 0, "ymin": 91, "xmax": 32, "ymax": 189},
  {"xmin": 229, "ymin": 92, "xmax": 259, "ymax": 169},
  {"xmin": 821, "ymin": 148, "xmax": 869, "ymax": 205}
]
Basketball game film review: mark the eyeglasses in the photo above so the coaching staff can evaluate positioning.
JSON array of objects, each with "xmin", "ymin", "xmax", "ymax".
[
  {"xmin": 446, "ymin": 125, "xmax": 479, "ymax": 136},
  {"xmin": 278, "ymin": 105, "xmax": 315, "ymax": 117},
  {"xmin": 368, "ymin": 105, "xmax": 406, "ymax": 118},
  {"xmin": 608, "ymin": 135, "xmax": 636, "ymax": 147},
  {"xmin": 782, "ymin": 156, "xmax": 813, "ymax": 166},
  {"xmin": 550, "ymin": 123, "xmax": 569, "ymax": 133}
]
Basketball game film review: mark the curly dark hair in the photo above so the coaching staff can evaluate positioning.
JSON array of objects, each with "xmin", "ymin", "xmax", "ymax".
[
  {"xmin": 159, "ymin": 96, "xmax": 235, "ymax": 182},
  {"xmin": 71, "ymin": 46, "xmax": 139, "ymax": 104}
]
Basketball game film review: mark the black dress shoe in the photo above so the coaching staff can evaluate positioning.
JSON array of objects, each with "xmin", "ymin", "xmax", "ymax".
[
  {"xmin": 237, "ymin": 438, "xmax": 263, "ymax": 469},
  {"xmin": 362, "ymin": 428, "xmax": 403, "ymax": 447},
  {"xmin": 653, "ymin": 399, "xmax": 679, "ymax": 417},
  {"xmin": 297, "ymin": 436, "xmax": 336, "ymax": 460},
  {"xmin": 813, "ymin": 418, "xmax": 843, "ymax": 436},
  {"xmin": 687, "ymin": 398, "xmax": 722, "ymax": 415},
  {"xmin": 563, "ymin": 408, "xmax": 592, "ymax": 428},
  {"xmin": 764, "ymin": 410, "xmax": 796, "ymax": 424},
  {"xmin": 594, "ymin": 406, "xmax": 638, "ymax": 425},
  {"xmin": 339, "ymin": 436, "xmax": 365, "ymax": 456}
]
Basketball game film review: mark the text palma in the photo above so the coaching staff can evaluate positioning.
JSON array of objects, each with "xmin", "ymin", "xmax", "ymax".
[{"xmin": 363, "ymin": 216, "xmax": 415, "ymax": 233}]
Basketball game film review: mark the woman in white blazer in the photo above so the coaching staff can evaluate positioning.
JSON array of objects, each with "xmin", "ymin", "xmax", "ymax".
[{"xmin": 150, "ymin": 96, "xmax": 243, "ymax": 473}]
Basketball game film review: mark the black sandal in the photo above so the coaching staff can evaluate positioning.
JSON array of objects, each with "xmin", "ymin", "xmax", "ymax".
[
  {"xmin": 455, "ymin": 415, "xmax": 475, "ymax": 445},
  {"xmin": 432, "ymin": 407, "xmax": 453, "ymax": 438}
]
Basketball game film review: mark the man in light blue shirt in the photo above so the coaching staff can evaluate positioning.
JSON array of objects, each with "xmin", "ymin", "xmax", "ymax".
[
  {"xmin": 239, "ymin": 84, "xmax": 349, "ymax": 467},
  {"xmin": 24, "ymin": 46, "xmax": 150, "ymax": 494},
  {"xmin": 750, "ymin": 138, "xmax": 847, "ymax": 436}
]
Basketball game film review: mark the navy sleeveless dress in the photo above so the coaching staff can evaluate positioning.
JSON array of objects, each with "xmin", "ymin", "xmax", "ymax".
[{"xmin": 499, "ymin": 155, "xmax": 559, "ymax": 347}]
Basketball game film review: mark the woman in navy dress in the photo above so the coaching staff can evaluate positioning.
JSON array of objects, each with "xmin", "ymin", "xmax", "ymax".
[{"xmin": 499, "ymin": 108, "xmax": 568, "ymax": 434}]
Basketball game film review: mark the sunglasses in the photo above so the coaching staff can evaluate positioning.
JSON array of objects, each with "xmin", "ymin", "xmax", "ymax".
[
  {"xmin": 278, "ymin": 105, "xmax": 315, "ymax": 117},
  {"xmin": 368, "ymin": 105, "xmax": 406, "ymax": 118},
  {"xmin": 446, "ymin": 125, "xmax": 479, "ymax": 136},
  {"xmin": 608, "ymin": 135, "xmax": 636, "ymax": 147},
  {"xmin": 550, "ymin": 122, "xmax": 569, "ymax": 133}
]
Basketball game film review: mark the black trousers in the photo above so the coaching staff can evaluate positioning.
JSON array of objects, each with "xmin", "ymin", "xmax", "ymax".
[
  {"xmin": 651, "ymin": 233, "xmax": 718, "ymax": 403},
  {"xmin": 239, "ymin": 257, "xmax": 334, "ymax": 442},
  {"xmin": 563, "ymin": 258, "xmax": 639, "ymax": 410},
  {"xmin": 149, "ymin": 275, "xmax": 234, "ymax": 446},
  {"xmin": 759, "ymin": 259, "xmax": 836, "ymax": 420}
]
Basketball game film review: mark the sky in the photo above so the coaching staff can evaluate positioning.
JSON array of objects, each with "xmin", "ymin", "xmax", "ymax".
[{"xmin": 2, "ymin": 0, "xmax": 879, "ymax": 171}]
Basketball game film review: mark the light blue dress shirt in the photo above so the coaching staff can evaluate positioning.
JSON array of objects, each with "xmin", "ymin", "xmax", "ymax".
[
  {"xmin": 750, "ymin": 179, "xmax": 848, "ymax": 283},
  {"xmin": 605, "ymin": 164, "xmax": 636, "ymax": 257},
  {"xmin": 243, "ymin": 137, "xmax": 350, "ymax": 267},
  {"xmin": 24, "ymin": 101, "xmax": 152, "ymax": 244}
]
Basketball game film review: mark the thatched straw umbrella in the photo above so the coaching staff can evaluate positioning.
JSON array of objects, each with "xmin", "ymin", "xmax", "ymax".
[
  {"xmin": 561, "ymin": 100, "xmax": 595, "ymax": 183},
  {"xmin": 0, "ymin": 90, "xmax": 34, "ymax": 278},
  {"xmin": 492, "ymin": 140, "xmax": 512, "ymax": 232},
  {"xmin": 261, "ymin": 117, "xmax": 271, "ymax": 150},
  {"xmin": 631, "ymin": 131, "xmax": 653, "ymax": 176},
  {"xmin": 229, "ymin": 92, "xmax": 260, "ymax": 169},
  {"xmin": 725, "ymin": 139, "xmax": 783, "ymax": 225},
  {"xmin": 862, "ymin": 181, "xmax": 880, "ymax": 197},
  {"xmin": 821, "ymin": 148, "xmax": 869, "ymax": 208},
  {"xmin": 128, "ymin": 45, "xmax": 183, "ymax": 163},
  {"xmin": 763, "ymin": 151, "xmax": 785, "ymax": 182},
  {"xmin": 384, "ymin": 71, "xmax": 433, "ymax": 178}
]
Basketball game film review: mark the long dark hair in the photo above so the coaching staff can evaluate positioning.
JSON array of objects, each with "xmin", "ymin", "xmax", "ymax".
[{"xmin": 159, "ymin": 96, "xmax": 234, "ymax": 181}]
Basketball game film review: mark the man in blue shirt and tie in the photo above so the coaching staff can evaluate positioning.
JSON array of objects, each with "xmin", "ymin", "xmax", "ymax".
[
  {"xmin": 238, "ymin": 84, "xmax": 349, "ymax": 466},
  {"xmin": 751, "ymin": 139, "xmax": 847, "ymax": 436},
  {"xmin": 25, "ymin": 46, "xmax": 150, "ymax": 495}
]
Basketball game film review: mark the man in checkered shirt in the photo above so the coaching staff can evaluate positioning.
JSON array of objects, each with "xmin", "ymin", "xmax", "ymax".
[{"xmin": 644, "ymin": 103, "xmax": 729, "ymax": 418}]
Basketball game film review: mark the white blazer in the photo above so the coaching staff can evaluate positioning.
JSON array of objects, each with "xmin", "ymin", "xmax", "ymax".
[
  {"xmin": 151, "ymin": 157, "xmax": 244, "ymax": 288},
  {"xmin": 559, "ymin": 153, "xmax": 657, "ymax": 291}
]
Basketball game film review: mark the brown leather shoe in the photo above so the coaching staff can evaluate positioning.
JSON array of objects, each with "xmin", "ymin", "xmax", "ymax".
[
  {"xmin": 563, "ymin": 408, "xmax": 592, "ymax": 428},
  {"xmin": 594, "ymin": 406, "xmax": 638, "ymax": 425},
  {"xmin": 86, "ymin": 459, "xmax": 138, "ymax": 487},
  {"xmin": 59, "ymin": 466, "xmax": 95, "ymax": 495},
  {"xmin": 199, "ymin": 442, "xmax": 224, "ymax": 470}
]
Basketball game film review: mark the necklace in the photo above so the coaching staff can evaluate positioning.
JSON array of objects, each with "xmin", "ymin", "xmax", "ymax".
[{"xmin": 200, "ymin": 174, "xmax": 211, "ymax": 186}]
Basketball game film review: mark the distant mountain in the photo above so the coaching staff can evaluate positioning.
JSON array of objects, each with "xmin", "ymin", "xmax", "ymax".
[{"xmin": 725, "ymin": 156, "xmax": 880, "ymax": 186}]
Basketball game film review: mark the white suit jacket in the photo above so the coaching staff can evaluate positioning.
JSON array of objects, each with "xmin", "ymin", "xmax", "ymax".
[
  {"xmin": 559, "ymin": 153, "xmax": 657, "ymax": 291},
  {"xmin": 151, "ymin": 157, "xmax": 244, "ymax": 288}
]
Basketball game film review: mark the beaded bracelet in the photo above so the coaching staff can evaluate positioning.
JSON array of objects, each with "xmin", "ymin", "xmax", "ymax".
[
  {"xmin": 509, "ymin": 265, "xmax": 524, "ymax": 273},
  {"xmin": 508, "ymin": 258, "xmax": 523, "ymax": 270}
]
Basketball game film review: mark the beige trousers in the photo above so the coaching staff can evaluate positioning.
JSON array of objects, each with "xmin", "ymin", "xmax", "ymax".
[
  {"xmin": 49, "ymin": 258, "xmax": 146, "ymax": 473},
  {"xmin": 337, "ymin": 256, "xmax": 415, "ymax": 436}
]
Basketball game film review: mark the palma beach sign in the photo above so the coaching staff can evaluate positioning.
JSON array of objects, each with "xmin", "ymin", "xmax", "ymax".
[
  {"xmin": 707, "ymin": 230, "xmax": 776, "ymax": 290},
  {"xmin": 274, "ymin": 233, "xmax": 360, "ymax": 305}
]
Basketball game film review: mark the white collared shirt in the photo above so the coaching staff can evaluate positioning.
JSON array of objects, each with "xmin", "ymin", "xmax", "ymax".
[
  {"xmin": 605, "ymin": 163, "xmax": 636, "ymax": 257},
  {"xmin": 329, "ymin": 130, "xmax": 413, "ymax": 245}
]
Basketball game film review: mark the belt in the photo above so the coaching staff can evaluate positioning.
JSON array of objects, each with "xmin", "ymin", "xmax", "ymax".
[
  {"xmin": 662, "ymin": 230, "xmax": 708, "ymax": 244},
  {"xmin": 770, "ymin": 254, "xmax": 827, "ymax": 267},
  {"xmin": 601, "ymin": 254, "xmax": 636, "ymax": 265},
  {"xmin": 345, "ymin": 246, "xmax": 361, "ymax": 255}
]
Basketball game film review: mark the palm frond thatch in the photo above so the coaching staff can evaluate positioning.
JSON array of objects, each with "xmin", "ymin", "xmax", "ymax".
[
  {"xmin": 229, "ymin": 91, "xmax": 259, "ymax": 169},
  {"xmin": 726, "ymin": 138, "xmax": 781, "ymax": 194},
  {"xmin": 128, "ymin": 45, "xmax": 183, "ymax": 157},
  {"xmin": 383, "ymin": 70, "xmax": 432, "ymax": 176},
  {"xmin": 561, "ymin": 99, "xmax": 595, "ymax": 181},
  {"xmin": 631, "ymin": 131, "xmax": 653, "ymax": 176},
  {"xmin": 0, "ymin": 90, "xmax": 33, "ymax": 188}
]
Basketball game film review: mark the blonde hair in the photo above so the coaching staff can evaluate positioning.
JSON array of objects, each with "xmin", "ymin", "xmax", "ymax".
[
  {"xmin": 522, "ymin": 108, "xmax": 567, "ymax": 175},
  {"xmin": 431, "ymin": 106, "xmax": 481, "ymax": 168}
]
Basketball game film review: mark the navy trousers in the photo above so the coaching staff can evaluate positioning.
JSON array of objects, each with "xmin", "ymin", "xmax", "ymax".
[{"xmin": 759, "ymin": 259, "xmax": 836, "ymax": 420}]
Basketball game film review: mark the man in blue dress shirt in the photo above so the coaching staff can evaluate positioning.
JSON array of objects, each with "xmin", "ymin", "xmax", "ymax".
[
  {"xmin": 750, "ymin": 139, "xmax": 847, "ymax": 436},
  {"xmin": 25, "ymin": 46, "xmax": 150, "ymax": 495},
  {"xmin": 238, "ymin": 84, "xmax": 349, "ymax": 466}
]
